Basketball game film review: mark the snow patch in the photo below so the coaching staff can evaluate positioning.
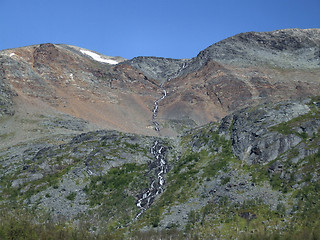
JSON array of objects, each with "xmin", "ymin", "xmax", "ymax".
[
  {"xmin": 80, "ymin": 49, "xmax": 118, "ymax": 65},
  {"xmin": 9, "ymin": 53, "xmax": 16, "ymax": 57}
]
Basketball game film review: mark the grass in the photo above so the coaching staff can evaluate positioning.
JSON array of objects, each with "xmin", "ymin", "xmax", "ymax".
[
  {"xmin": 1, "ymin": 98, "xmax": 320, "ymax": 238},
  {"xmin": 138, "ymin": 102, "xmax": 320, "ymax": 236},
  {"xmin": 1, "ymin": 207, "xmax": 319, "ymax": 240},
  {"xmin": 201, "ymin": 132, "xmax": 236, "ymax": 178},
  {"xmin": 181, "ymin": 195, "xmax": 319, "ymax": 240},
  {"xmin": 0, "ymin": 161, "xmax": 74, "ymax": 203}
]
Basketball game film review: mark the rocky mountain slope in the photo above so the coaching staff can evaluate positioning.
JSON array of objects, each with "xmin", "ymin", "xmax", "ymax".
[
  {"xmin": 1, "ymin": 28, "xmax": 319, "ymax": 139},
  {"xmin": 1, "ymin": 97, "xmax": 319, "ymax": 239},
  {"xmin": 0, "ymin": 43, "xmax": 162, "ymax": 144},
  {"xmin": 0, "ymin": 28, "xmax": 320, "ymax": 239},
  {"xmin": 159, "ymin": 29, "xmax": 320, "ymax": 126}
]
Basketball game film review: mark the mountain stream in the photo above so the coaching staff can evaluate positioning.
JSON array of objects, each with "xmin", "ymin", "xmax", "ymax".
[
  {"xmin": 135, "ymin": 84, "xmax": 168, "ymax": 219},
  {"xmin": 135, "ymin": 62, "xmax": 188, "ymax": 219}
]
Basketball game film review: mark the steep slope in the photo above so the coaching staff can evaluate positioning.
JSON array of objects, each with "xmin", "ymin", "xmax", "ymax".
[{"xmin": 122, "ymin": 29, "xmax": 320, "ymax": 131}]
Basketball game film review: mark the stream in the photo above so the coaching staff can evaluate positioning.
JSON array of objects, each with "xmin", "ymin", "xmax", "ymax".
[
  {"xmin": 135, "ymin": 83, "xmax": 168, "ymax": 219},
  {"xmin": 135, "ymin": 62, "xmax": 187, "ymax": 219}
]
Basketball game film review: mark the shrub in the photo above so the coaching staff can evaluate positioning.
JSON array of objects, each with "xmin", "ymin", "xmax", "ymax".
[{"xmin": 65, "ymin": 192, "xmax": 76, "ymax": 201}]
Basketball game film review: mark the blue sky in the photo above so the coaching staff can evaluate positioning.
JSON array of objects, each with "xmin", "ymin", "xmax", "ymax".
[{"xmin": 1, "ymin": 0, "xmax": 319, "ymax": 59}]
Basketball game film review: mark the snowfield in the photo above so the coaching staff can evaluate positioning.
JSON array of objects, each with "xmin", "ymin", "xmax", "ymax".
[{"xmin": 80, "ymin": 49, "xmax": 118, "ymax": 65}]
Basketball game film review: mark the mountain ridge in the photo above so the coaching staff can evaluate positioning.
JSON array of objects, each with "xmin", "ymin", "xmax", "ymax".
[{"xmin": 124, "ymin": 28, "xmax": 320, "ymax": 80}]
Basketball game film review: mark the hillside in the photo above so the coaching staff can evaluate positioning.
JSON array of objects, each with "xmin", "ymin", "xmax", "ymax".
[
  {"xmin": 1, "ymin": 97, "xmax": 319, "ymax": 239},
  {"xmin": 0, "ymin": 29, "xmax": 320, "ymax": 239}
]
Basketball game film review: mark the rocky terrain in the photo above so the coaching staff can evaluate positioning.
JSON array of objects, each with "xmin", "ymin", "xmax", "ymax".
[
  {"xmin": 0, "ymin": 28, "xmax": 320, "ymax": 239},
  {"xmin": 159, "ymin": 29, "xmax": 320, "ymax": 126}
]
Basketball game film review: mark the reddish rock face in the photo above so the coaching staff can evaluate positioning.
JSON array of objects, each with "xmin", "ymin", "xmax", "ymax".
[
  {"xmin": 0, "ymin": 44, "xmax": 161, "ymax": 137},
  {"xmin": 159, "ymin": 58, "xmax": 320, "ymax": 128},
  {"xmin": 33, "ymin": 43, "xmax": 60, "ymax": 65}
]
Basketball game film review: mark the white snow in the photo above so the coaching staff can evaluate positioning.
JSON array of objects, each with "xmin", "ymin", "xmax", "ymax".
[
  {"xmin": 80, "ymin": 49, "xmax": 118, "ymax": 65},
  {"xmin": 9, "ymin": 53, "xmax": 16, "ymax": 57}
]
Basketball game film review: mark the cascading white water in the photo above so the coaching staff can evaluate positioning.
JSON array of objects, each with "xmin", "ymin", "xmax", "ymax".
[
  {"xmin": 135, "ymin": 62, "xmax": 187, "ymax": 219},
  {"xmin": 135, "ymin": 84, "xmax": 168, "ymax": 219}
]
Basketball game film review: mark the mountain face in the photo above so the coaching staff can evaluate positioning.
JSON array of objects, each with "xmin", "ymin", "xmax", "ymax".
[
  {"xmin": 124, "ymin": 29, "xmax": 320, "ymax": 129},
  {"xmin": 1, "ymin": 29, "xmax": 320, "ymax": 140},
  {"xmin": 0, "ymin": 29, "xmax": 320, "ymax": 239}
]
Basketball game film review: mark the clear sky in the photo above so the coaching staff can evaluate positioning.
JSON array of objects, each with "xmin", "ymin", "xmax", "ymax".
[{"xmin": 1, "ymin": 0, "xmax": 319, "ymax": 59}]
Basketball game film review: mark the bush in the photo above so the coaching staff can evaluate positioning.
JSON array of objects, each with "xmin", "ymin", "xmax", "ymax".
[{"xmin": 66, "ymin": 192, "xmax": 76, "ymax": 201}]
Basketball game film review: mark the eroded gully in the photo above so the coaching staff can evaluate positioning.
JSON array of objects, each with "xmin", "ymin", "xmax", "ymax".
[
  {"xmin": 135, "ymin": 83, "xmax": 168, "ymax": 219},
  {"xmin": 135, "ymin": 63, "xmax": 188, "ymax": 219}
]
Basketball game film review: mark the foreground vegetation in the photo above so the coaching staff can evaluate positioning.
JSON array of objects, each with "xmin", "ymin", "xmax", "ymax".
[{"xmin": 1, "ymin": 208, "xmax": 320, "ymax": 240}]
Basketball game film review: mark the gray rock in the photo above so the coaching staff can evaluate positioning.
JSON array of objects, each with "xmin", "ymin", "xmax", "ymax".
[
  {"xmin": 184, "ymin": 28, "xmax": 320, "ymax": 73},
  {"xmin": 124, "ymin": 56, "xmax": 190, "ymax": 84},
  {"xmin": 226, "ymin": 101, "xmax": 310, "ymax": 164},
  {"xmin": 0, "ymin": 55, "xmax": 17, "ymax": 116},
  {"xmin": 40, "ymin": 114, "xmax": 89, "ymax": 131}
]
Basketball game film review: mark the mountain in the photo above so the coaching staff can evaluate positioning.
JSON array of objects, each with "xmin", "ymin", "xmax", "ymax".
[
  {"xmin": 0, "ymin": 28, "xmax": 320, "ymax": 239},
  {"xmin": 1, "ymin": 29, "xmax": 320, "ymax": 139},
  {"xmin": 134, "ymin": 29, "xmax": 320, "ymax": 128}
]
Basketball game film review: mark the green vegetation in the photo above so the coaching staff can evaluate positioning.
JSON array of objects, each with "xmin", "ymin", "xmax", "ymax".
[
  {"xmin": 84, "ymin": 163, "xmax": 148, "ymax": 206},
  {"xmin": 138, "ymin": 125, "xmax": 238, "ymax": 228},
  {"xmin": 239, "ymin": 226, "xmax": 320, "ymax": 240},
  {"xmin": 221, "ymin": 176, "xmax": 231, "ymax": 185},
  {"xmin": 66, "ymin": 192, "xmax": 77, "ymax": 201},
  {"xmin": 83, "ymin": 163, "xmax": 149, "ymax": 229},
  {"xmin": 0, "ymin": 132, "xmax": 15, "ymax": 140},
  {"xmin": 0, "ymin": 209, "xmax": 123, "ymax": 240},
  {"xmin": 248, "ymin": 148, "xmax": 320, "ymax": 194},
  {"xmin": 0, "ymin": 164, "xmax": 73, "ymax": 203},
  {"xmin": 137, "ymin": 101, "xmax": 320, "ymax": 237},
  {"xmin": 248, "ymin": 100, "xmax": 320, "ymax": 192},
  {"xmin": 131, "ymin": 228, "xmax": 188, "ymax": 240},
  {"xmin": 180, "ymin": 195, "xmax": 320, "ymax": 240}
]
